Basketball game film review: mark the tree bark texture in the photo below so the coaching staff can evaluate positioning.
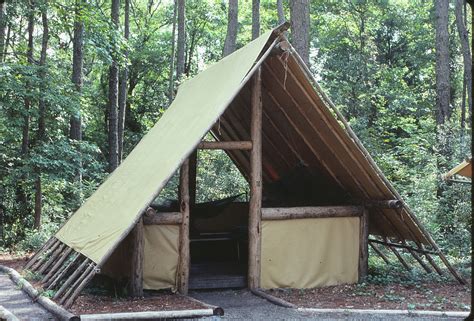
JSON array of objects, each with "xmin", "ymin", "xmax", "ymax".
[
  {"xmin": 22, "ymin": 0, "xmax": 35, "ymax": 155},
  {"xmin": 129, "ymin": 218, "xmax": 144, "ymax": 297},
  {"xmin": 108, "ymin": 0, "xmax": 120, "ymax": 172},
  {"xmin": 168, "ymin": 0, "xmax": 177, "ymax": 104},
  {"xmin": 34, "ymin": 175, "xmax": 41, "ymax": 229},
  {"xmin": 435, "ymin": 0, "xmax": 451, "ymax": 125},
  {"xmin": 178, "ymin": 159, "xmax": 190, "ymax": 294},
  {"xmin": 38, "ymin": 2, "xmax": 48, "ymax": 141},
  {"xmin": 455, "ymin": 0, "xmax": 472, "ymax": 128},
  {"xmin": 252, "ymin": 0, "xmax": 260, "ymax": 40},
  {"xmin": 289, "ymin": 0, "xmax": 310, "ymax": 66},
  {"xmin": 223, "ymin": 0, "xmax": 238, "ymax": 57},
  {"xmin": 118, "ymin": 0, "xmax": 130, "ymax": 163},
  {"xmin": 0, "ymin": 0, "xmax": 6, "ymax": 62},
  {"xmin": 176, "ymin": 0, "xmax": 185, "ymax": 80},
  {"xmin": 248, "ymin": 68, "xmax": 262, "ymax": 289},
  {"xmin": 70, "ymin": 0, "xmax": 83, "ymax": 141},
  {"xmin": 35, "ymin": 1, "xmax": 49, "ymax": 230},
  {"xmin": 277, "ymin": 0, "xmax": 285, "ymax": 24}
]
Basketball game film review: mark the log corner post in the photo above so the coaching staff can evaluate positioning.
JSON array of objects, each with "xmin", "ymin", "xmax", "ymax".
[
  {"xmin": 130, "ymin": 217, "xmax": 144, "ymax": 297},
  {"xmin": 248, "ymin": 67, "xmax": 262, "ymax": 289},
  {"xmin": 358, "ymin": 207, "xmax": 369, "ymax": 281},
  {"xmin": 178, "ymin": 159, "xmax": 190, "ymax": 294}
]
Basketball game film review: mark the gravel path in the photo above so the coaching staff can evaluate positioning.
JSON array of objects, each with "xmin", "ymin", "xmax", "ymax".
[
  {"xmin": 191, "ymin": 289, "xmax": 467, "ymax": 321},
  {"xmin": 0, "ymin": 272, "xmax": 55, "ymax": 321}
]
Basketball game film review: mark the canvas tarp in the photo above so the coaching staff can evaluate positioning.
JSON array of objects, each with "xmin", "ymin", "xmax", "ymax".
[
  {"xmin": 143, "ymin": 225, "xmax": 179, "ymax": 290},
  {"xmin": 261, "ymin": 217, "xmax": 359, "ymax": 289},
  {"xmin": 55, "ymin": 30, "xmax": 273, "ymax": 264},
  {"xmin": 444, "ymin": 158, "xmax": 472, "ymax": 179}
]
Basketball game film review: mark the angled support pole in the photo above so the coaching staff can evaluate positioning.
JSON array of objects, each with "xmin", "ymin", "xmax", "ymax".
[
  {"xmin": 248, "ymin": 67, "xmax": 262, "ymax": 289},
  {"xmin": 382, "ymin": 237, "xmax": 411, "ymax": 272},
  {"xmin": 178, "ymin": 159, "xmax": 190, "ymax": 294},
  {"xmin": 369, "ymin": 242, "xmax": 390, "ymax": 264}
]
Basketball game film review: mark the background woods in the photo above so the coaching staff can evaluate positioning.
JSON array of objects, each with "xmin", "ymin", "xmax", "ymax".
[{"xmin": 0, "ymin": 0, "xmax": 471, "ymax": 274}]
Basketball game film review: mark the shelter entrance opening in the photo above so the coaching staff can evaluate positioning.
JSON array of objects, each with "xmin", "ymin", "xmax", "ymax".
[{"xmin": 188, "ymin": 148, "xmax": 249, "ymax": 289}]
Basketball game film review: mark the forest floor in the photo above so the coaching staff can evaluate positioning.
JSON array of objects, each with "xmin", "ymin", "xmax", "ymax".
[
  {"xmin": 265, "ymin": 281, "xmax": 471, "ymax": 311},
  {"xmin": 0, "ymin": 253, "xmax": 470, "ymax": 315}
]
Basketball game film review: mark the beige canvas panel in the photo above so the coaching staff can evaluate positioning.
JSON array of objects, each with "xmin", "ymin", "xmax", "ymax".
[
  {"xmin": 143, "ymin": 225, "xmax": 179, "ymax": 290},
  {"xmin": 55, "ymin": 30, "xmax": 273, "ymax": 264},
  {"xmin": 261, "ymin": 217, "xmax": 359, "ymax": 289}
]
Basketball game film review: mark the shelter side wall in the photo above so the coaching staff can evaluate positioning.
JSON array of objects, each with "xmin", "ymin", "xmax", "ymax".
[
  {"xmin": 143, "ymin": 225, "xmax": 180, "ymax": 290},
  {"xmin": 261, "ymin": 217, "xmax": 359, "ymax": 289}
]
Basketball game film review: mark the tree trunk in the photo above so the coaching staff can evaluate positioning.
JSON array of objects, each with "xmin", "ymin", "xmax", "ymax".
[
  {"xmin": 176, "ymin": 0, "xmax": 185, "ymax": 80},
  {"xmin": 277, "ymin": 0, "xmax": 285, "ymax": 24},
  {"xmin": 2, "ymin": 22, "xmax": 9, "ymax": 61},
  {"xmin": 108, "ymin": 0, "xmax": 120, "ymax": 172},
  {"xmin": 34, "ymin": 175, "xmax": 42, "ymax": 229},
  {"xmin": 435, "ymin": 0, "xmax": 451, "ymax": 125},
  {"xmin": 455, "ymin": 0, "xmax": 471, "ymax": 129},
  {"xmin": 38, "ymin": 2, "xmax": 48, "ymax": 142},
  {"xmin": 0, "ymin": 0, "xmax": 6, "ymax": 62},
  {"xmin": 289, "ymin": 0, "xmax": 310, "ymax": 66},
  {"xmin": 252, "ymin": 0, "xmax": 260, "ymax": 40},
  {"xmin": 223, "ymin": 0, "xmax": 238, "ymax": 57},
  {"xmin": 34, "ymin": 0, "xmax": 49, "ymax": 230},
  {"xmin": 22, "ymin": 0, "xmax": 34, "ymax": 155},
  {"xmin": 70, "ymin": 0, "xmax": 84, "ymax": 141},
  {"xmin": 118, "ymin": 0, "xmax": 130, "ymax": 163},
  {"xmin": 168, "ymin": 0, "xmax": 177, "ymax": 104}
]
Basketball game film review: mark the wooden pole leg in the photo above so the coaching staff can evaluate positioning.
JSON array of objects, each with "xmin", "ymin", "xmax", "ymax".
[
  {"xmin": 248, "ymin": 67, "xmax": 262, "ymax": 289},
  {"xmin": 130, "ymin": 217, "xmax": 144, "ymax": 297},
  {"xmin": 178, "ymin": 159, "xmax": 190, "ymax": 294},
  {"xmin": 358, "ymin": 207, "xmax": 369, "ymax": 281}
]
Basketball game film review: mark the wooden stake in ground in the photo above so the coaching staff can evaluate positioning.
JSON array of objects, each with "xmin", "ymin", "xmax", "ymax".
[
  {"xmin": 178, "ymin": 159, "xmax": 190, "ymax": 294},
  {"xmin": 248, "ymin": 67, "xmax": 262, "ymax": 289},
  {"xmin": 129, "ymin": 217, "xmax": 144, "ymax": 297}
]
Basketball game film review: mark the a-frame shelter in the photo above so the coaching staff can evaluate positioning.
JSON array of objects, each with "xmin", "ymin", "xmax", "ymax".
[{"xmin": 25, "ymin": 25, "xmax": 465, "ymax": 308}]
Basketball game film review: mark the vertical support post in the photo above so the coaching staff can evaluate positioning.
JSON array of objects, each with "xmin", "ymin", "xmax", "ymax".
[
  {"xmin": 130, "ymin": 217, "xmax": 144, "ymax": 297},
  {"xmin": 188, "ymin": 150, "xmax": 197, "ymax": 208},
  {"xmin": 358, "ymin": 207, "xmax": 369, "ymax": 281},
  {"xmin": 178, "ymin": 159, "xmax": 190, "ymax": 294},
  {"xmin": 248, "ymin": 67, "xmax": 262, "ymax": 289}
]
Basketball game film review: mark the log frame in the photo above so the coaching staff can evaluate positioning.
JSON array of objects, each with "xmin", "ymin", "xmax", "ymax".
[
  {"xmin": 358, "ymin": 207, "xmax": 369, "ymax": 280},
  {"xmin": 363, "ymin": 200, "xmax": 402, "ymax": 209},
  {"xmin": 178, "ymin": 159, "xmax": 190, "ymax": 294},
  {"xmin": 198, "ymin": 141, "xmax": 252, "ymax": 150},
  {"xmin": 261, "ymin": 206, "xmax": 363, "ymax": 220},
  {"xmin": 129, "ymin": 217, "xmax": 144, "ymax": 297},
  {"xmin": 143, "ymin": 210, "xmax": 182, "ymax": 225},
  {"xmin": 368, "ymin": 238, "xmax": 438, "ymax": 255},
  {"xmin": 369, "ymin": 242, "xmax": 390, "ymax": 264},
  {"xmin": 248, "ymin": 67, "xmax": 262, "ymax": 289},
  {"xmin": 289, "ymin": 45, "xmax": 466, "ymax": 284}
]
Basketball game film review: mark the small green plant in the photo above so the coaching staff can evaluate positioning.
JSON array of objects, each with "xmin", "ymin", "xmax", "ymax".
[
  {"xmin": 23, "ymin": 270, "xmax": 42, "ymax": 282},
  {"xmin": 41, "ymin": 289, "xmax": 56, "ymax": 298}
]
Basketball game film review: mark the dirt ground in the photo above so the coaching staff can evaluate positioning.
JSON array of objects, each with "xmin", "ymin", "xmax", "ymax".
[
  {"xmin": 0, "ymin": 253, "xmax": 207, "ymax": 314},
  {"xmin": 266, "ymin": 281, "xmax": 471, "ymax": 311},
  {"xmin": 70, "ymin": 292, "xmax": 205, "ymax": 314},
  {"xmin": 0, "ymin": 253, "xmax": 29, "ymax": 272}
]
